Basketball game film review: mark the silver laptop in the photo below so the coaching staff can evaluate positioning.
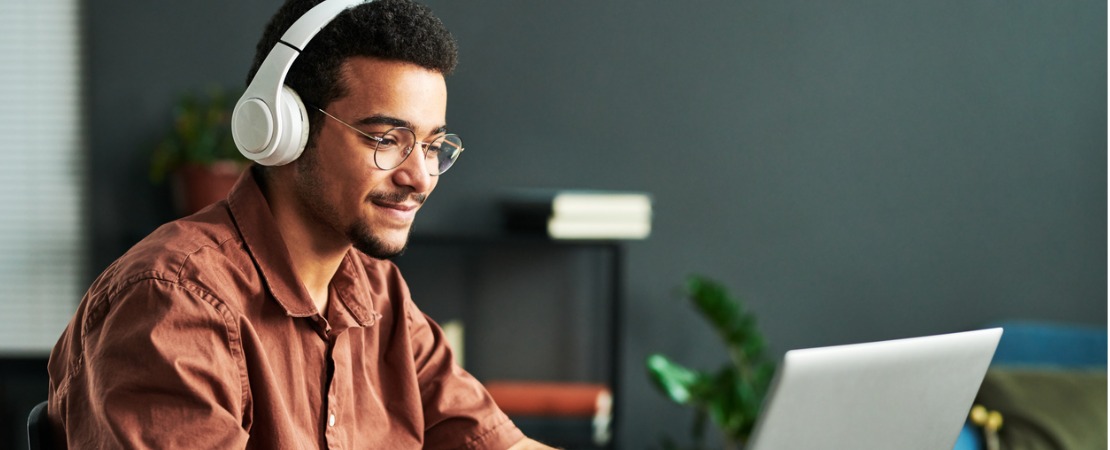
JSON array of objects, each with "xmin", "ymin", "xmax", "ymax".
[{"xmin": 747, "ymin": 328, "xmax": 1002, "ymax": 450}]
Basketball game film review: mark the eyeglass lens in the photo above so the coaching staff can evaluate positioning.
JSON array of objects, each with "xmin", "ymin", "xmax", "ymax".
[{"xmin": 373, "ymin": 128, "xmax": 463, "ymax": 175}]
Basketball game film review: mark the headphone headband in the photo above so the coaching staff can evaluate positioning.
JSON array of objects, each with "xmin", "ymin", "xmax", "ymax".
[{"xmin": 232, "ymin": 0, "xmax": 372, "ymax": 166}]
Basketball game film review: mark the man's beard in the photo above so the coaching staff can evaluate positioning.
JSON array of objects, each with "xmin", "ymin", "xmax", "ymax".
[
  {"xmin": 347, "ymin": 219, "xmax": 411, "ymax": 259},
  {"xmin": 348, "ymin": 188, "xmax": 423, "ymax": 259}
]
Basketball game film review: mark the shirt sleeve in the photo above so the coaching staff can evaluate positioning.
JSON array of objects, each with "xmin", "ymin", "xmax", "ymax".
[
  {"xmin": 405, "ymin": 296, "xmax": 525, "ymax": 450},
  {"xmin": 50, "ymin": 277, "xmax": 250, "ymax": 449}
]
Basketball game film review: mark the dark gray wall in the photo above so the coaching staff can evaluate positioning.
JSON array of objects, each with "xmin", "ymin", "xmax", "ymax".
[{"xmin": 87, "ymin": 0, "xmax": 1106, "ymax": 448}]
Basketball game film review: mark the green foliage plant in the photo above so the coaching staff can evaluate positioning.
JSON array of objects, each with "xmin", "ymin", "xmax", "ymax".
[
  {"xmin": 149, "ymin": 87, "xmax": 244, "ymax": 183},
  {"xmin": 645, "ymin": 275, "xmax": 776, "ymax": 450}
]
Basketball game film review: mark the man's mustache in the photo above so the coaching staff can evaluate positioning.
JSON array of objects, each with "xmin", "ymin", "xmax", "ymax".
[{"xmin": 367, "ymin": 190, "xmax": 426, "ymax": 205}]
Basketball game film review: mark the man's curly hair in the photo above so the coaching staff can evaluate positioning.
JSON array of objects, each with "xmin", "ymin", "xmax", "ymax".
[{"xmin": 246, "ymin": 0, "xmax": 458, "ymax": 144}]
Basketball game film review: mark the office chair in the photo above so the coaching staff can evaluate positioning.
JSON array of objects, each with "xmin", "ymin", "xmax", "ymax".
[{"xmin": 27, "ymin": 400, "xmax": 51, "ymax": 450}]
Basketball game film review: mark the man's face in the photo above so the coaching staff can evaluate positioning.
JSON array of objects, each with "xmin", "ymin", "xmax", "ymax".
[{"xmin": 293, "ymin": 56, "xmax": 447, "ymax": 258}]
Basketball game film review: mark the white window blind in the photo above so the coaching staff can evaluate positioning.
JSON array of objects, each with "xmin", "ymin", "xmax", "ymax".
[{"xmin": 0, "ymin": 0, "xmax": 85, "ymax": 354}]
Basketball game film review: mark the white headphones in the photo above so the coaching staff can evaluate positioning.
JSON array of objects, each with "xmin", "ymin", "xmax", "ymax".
[{"xmin": 232, "ymin": 0, "xmax": 372, "ymax": 166}]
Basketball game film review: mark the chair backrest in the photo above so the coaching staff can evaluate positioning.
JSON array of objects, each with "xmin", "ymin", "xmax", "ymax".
[
  {"xmin": 27, "ymin": 400, "xmax": 51, "ymax": 450},
  {"xmin": 990, "ymin": 320, "xmax": 1107, "ymax": 368}
]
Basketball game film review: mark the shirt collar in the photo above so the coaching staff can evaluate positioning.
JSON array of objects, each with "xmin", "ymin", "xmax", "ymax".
[{"xmin": 227, "ymin": 166, "xmax": 378, "ymax": 327}]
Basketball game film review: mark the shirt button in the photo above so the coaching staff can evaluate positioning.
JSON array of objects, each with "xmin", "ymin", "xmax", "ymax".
[{"xmin": 328, "ymin": 413, "xmax": 336, "ymax": 427}]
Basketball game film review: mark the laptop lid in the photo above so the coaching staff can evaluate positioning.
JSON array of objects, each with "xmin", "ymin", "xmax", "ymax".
[{"xmin": 746, "ymin": 328, "xmax": 1002, "ymax": 450}]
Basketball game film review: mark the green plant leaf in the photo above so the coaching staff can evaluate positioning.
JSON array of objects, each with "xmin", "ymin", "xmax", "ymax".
[
  {"xmin": 645, "ymin": 353, "xmax": 708, "ymax": 405},
  {"xmin": 647, "ymin": 275, "xmax": 778, "ymax": 447}
]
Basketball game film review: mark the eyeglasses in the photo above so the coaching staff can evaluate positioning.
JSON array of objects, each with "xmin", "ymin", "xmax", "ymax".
[{"xmin": 314, "ymin": 107, "xmax": 464, "ymax": 176}]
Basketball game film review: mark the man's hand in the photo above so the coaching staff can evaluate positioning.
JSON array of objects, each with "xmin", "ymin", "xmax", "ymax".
[{"xmin": 507, "ymin": 437, "xmax": 559, "ymax": 450}]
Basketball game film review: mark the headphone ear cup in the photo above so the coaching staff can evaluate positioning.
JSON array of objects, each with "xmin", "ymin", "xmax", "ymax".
[
  {"xmin": 231, "ymin": 86, "xmax": 310, "ymax": 166},
  {"xmin": 264, "ymin": 86, "xmax": 310, "ymax": 166}
]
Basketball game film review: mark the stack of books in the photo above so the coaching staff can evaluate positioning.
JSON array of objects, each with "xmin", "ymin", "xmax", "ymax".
[{"xmin": 501, "ymin": 189, "xmax": 652, "ymax": 240}]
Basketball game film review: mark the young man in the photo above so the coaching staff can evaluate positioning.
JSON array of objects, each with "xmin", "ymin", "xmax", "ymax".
[{"xmin": 46, "ymin": 0, "xmax": 551, "ymax": 448}]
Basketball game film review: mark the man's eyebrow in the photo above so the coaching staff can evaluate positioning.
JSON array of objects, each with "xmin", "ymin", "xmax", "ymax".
[
  {"xmin": 354, "ymin": 114, "xmax": 412, "ymax": 129},
  {"xmin": 355, "ymin": 115, "xmax": 449, "ymax": 135}
]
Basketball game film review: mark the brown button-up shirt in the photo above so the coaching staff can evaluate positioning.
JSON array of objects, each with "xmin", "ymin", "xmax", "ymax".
[{"xmin": 46, "ymin": 169, "xmax": 523, "ymax": 449}]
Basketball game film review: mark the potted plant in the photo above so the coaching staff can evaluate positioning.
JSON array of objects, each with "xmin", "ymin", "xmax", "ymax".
[
  {"xmin": 150, "ymin": 87, "xmax": 246, "ymax": 216},
  {"xmin": 646, "ymin": 275, "xmax": 777, "ymax": 450}
]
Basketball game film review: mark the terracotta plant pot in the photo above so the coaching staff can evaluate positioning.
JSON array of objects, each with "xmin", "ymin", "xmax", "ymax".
[{"xmin": 171, "ymin": 161, "xmax": 245, "ymax": 216}]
